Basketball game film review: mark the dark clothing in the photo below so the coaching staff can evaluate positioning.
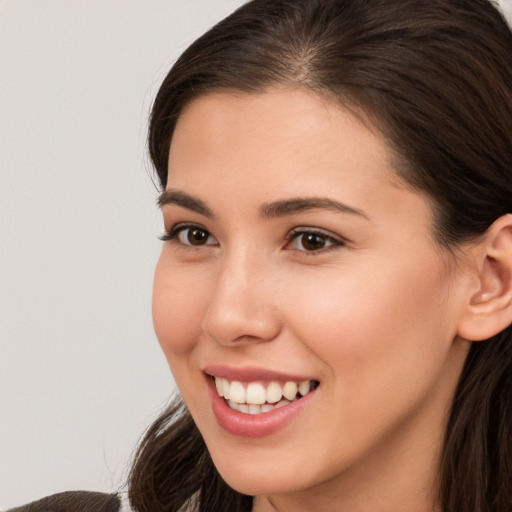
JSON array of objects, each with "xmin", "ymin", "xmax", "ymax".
[{"xmin": 8, "ymin": 491, "xmax": 121, "ymax": 512}]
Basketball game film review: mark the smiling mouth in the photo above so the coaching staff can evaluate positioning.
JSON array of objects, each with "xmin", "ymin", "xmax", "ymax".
[{"xmin": 213, "ymin": 376, "xmax": 320, "ymax": 415}]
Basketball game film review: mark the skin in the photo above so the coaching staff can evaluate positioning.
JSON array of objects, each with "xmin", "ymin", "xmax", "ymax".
[{"xmin": 152, "ymin": 89, "xmax": 474, "ymax": 512}]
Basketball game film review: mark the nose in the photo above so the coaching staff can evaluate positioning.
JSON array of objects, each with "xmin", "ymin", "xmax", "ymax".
[{"xmin": 201, "ymin": 250, "xmax": 282, "ymax": 346}]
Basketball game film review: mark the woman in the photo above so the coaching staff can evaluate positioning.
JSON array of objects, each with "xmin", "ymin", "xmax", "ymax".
[
  {"xmin": 11, "ymin": 0, "xmax": 511, "ymax": 511},
  {"xmin": 127, "ymin": 0, "xmax": 512, "ymax": 511}
]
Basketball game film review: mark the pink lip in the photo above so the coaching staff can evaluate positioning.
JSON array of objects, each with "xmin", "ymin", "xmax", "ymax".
[
  {"xmin": 203, "ymin": 364, "xmax": 314, "ymax": 383},
  {"xmin": 204, "ymin": 371, "xmax": 318, "ymax": 438}
]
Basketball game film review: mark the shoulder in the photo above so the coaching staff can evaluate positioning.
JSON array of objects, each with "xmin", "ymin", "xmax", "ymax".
[{"xmin": 7, "ymin": 491, "xmax": 123, "ymax": 512}]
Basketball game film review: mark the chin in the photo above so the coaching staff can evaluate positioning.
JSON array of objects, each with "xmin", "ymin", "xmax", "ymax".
[
  {"xmin": 218, "ymin": 471, "xmax": 297, "ymax": 497},
  {"xmin": 207, "ymin": 447, "xmax": 320, "ymax": 497}
]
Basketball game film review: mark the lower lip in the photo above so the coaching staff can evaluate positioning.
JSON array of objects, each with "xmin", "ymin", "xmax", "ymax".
[{"xmin": 206, "ymin": 376, "xmax": 317, "ymax": 438}]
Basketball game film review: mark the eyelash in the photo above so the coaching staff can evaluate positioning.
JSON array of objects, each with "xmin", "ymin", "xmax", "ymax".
[
  {"xmin": 159, "ymin": 224, "xmax": 345, "ymax": 254},
  {"xmin": 159, "ymin": 223, "xmax": 217, "ymax": 246},
  {"xmin": 285, "ymin": 228, "xmax": 345, "ymax": 254}
]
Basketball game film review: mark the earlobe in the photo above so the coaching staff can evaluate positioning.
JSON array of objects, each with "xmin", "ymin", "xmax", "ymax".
[{"xmin": 457, "ymin": 214, "xmax": 512, "ymax": 342}]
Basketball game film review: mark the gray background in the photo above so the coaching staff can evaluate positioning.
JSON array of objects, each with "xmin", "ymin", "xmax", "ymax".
[
  {"xmin": 0, "ymin": 1, "xmax": 243, "ymax": 508},
  {"xmin": 1, "ymin": 0, "xmax": 510, "ymax": 509}
]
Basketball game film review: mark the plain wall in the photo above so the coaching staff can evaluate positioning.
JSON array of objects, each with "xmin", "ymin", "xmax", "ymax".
[
  {"xmin": 503, "ymin": 0, "xmax": 512, "ymax": 19},
  {"xmin": 0, "ymin": 1, "xmax": 243, "ymax": 508},
  {"xmin": 1, "ymin": 0, "xmax": 511, "ymax": 509}
]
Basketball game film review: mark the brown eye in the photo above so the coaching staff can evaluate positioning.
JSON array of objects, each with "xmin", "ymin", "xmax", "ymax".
[
  {"xmin": 286, "ymin": 229, "xmax": 343, "ymax": 253},
  {"xmin": 187, "ymin": 228, "xmax": 209, "ymax": 245},
  {"xmin": 300, "ymin": 233, "xmax": 328, "ymax": 251},
  {"xmin": 173, "ymin": 226, "xmax": 217, "ymax": 246}
]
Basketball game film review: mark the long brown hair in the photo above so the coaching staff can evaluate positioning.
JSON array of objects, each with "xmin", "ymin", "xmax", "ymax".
[{"xmin": 129, "ymin": 1, "xmax": 512, "ymax": 511}]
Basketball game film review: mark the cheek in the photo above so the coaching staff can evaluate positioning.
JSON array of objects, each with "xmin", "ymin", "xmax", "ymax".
[
  {"xmin": 282, "ymin": 254, "xmax": 454, "ymax": 383},
  {"xmin": 152, "ymin": 255, "xmax": 209, "ymax": 360},
  {"xmin": 276, "ymin": 256, "xmax": 459, "ymax": 460}
]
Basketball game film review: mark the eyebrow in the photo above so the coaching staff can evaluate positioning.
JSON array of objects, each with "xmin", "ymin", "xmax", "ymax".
[
  {"xmin": 261, "ymin": 197, "xmax": 369, "ymax": 219},
  {"xmin": 157, "ymin": 189, "xmax": 214, "ymax": 217},
  {"xmin": 158, "ymin": 189, "xmax": 369, "ymax": 220}
]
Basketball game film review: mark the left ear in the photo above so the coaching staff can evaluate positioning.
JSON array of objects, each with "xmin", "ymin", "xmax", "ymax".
[{"xmin": 457, "ymin": 214, "xmax": 512, "ymax": 342}]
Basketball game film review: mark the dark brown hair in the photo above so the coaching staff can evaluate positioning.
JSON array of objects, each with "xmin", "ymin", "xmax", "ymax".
[{"xmin": 129, "ymin": 1, "xmax": 512, "ymax": 511}]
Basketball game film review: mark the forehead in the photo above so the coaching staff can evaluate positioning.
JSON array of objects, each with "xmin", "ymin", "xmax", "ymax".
[{"xmin": 168, "ymin": 89, "xmax": 400, "ymax": 193}]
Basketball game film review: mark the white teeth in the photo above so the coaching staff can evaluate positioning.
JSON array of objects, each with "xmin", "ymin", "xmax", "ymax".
[
  {"xmin": 282, "ymin": 381, "xmax": 298, "ymax": 401},
  {"xmin": 246, "ymin": 383, "xmax": 266, "ymax": 404},
  {"xmin": 229, "ymin": 381, "xmax": 246, "ymax": 403},
  {"xmin": 228, "ymin": 399, "xmax": 291, "ymax": 414},
  {"xmin": 215, "ymin": 378, "xmax": 223, "ymax": 396},
  {"xmin": 222, "ymin": 378, "xmax": 230, "ymax": 399},
  {"xmin": 299, "ymin": 380, "xmax": 311, "ymax": 396},
  {"xmin": 238, "ymin": 403, "xmax": 250, "ymax": 413},
  {"xmin": 214, "ymin": 376, "xmax": 317, "ymax": 413},
  {"xmin": 260, "ymin": 403, "xmax": 275, "ymax": 413},
  {"xmin": 266, "ymin": 381, "xmax": 283, "ymax": 403},
  {"xmin": 227, "ymin": 399, "xmax": 240, "ymax": 411}
]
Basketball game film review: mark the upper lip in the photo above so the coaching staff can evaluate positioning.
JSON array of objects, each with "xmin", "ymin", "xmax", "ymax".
[{"xmin": 203, "ymin": 364, "xmax": 315, "ymax": 383}]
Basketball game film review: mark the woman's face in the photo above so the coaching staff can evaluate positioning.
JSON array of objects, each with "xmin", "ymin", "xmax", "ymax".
[{"xmin": 153, "ymin": 90, "xmax": 470, "ymax": 504}]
